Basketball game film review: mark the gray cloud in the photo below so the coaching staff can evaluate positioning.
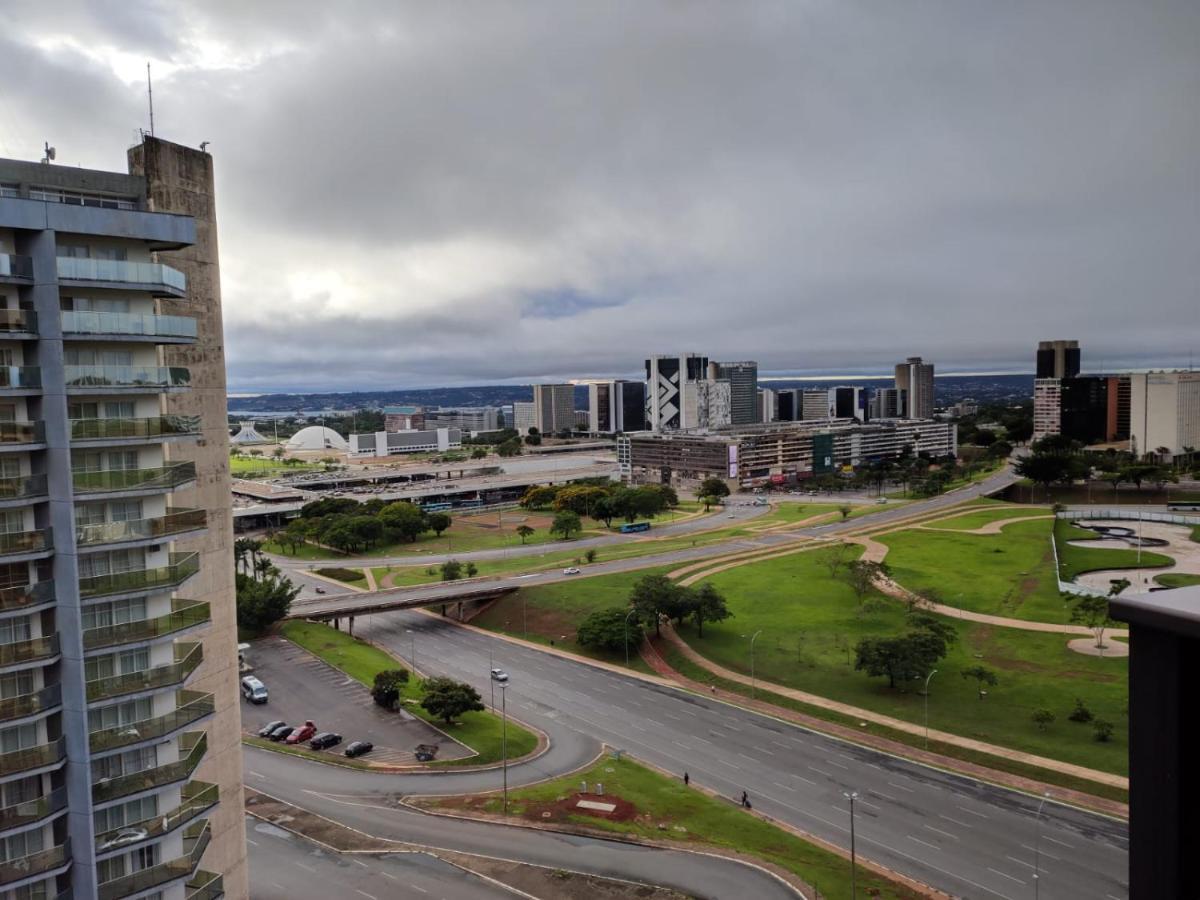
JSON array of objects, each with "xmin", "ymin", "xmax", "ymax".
[{"xmin": 2, "ymin": 1, "xmax": 1198, "ymax": 391}]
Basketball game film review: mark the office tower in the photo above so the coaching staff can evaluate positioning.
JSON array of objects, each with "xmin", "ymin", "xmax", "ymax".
[
  {"xmin": 1036, "ymin": 340, "xmax": 1081, "ymax": 379},
  {"xmin": 1129, "ymin": 372, "xmax": 1200, "ymax": 461},
  {"xmin": 869, "ymin": 387, "xmax": 906, "ymax": 420},
  {"xmin": 511, "ymin": 401, "xmax": 535, "ymax": 433},
  {"xmin": 894, "ymin": 357, "xmax": 934, "ymax": 419},
  {"xmin": 619, "ymin": 381, "xmax": 647, "ymax": 432},
  {"xmin": 709, "ymin": 361, "xmax": 759, "ymax": 425},
  {"xmin": 645, "ymin": 353, "xmax": 708, "ymax": 431},
  {"xmin": 827, "ymin": 386, "xmax": 868, "ymax": 422},
  {"xmin": 0, "ymin": 139, "xmax": 242, "ymax": 898},
  {"xmin": 757, "ymin": 388, "xmax": 777, "ymax": 423},
  {"xmin": 775, "ymin": 389, "xmax": 797, "ymax": 422},
  {"xmin": 587, "ymin": 380, "xmax": 646, "ymax": 433},
  {"xmin": 801, "ymin": 389, "xmax": 829, "ymax": 420},
  {"xmin": 531, "ymin": 384, "xmax": 575, "ymax": 434},
  {"xmin": 424, "ymin": 407, "xmax": 499, "ymax": 432},
  {"xmin": 695, "ymin": 379, "xmax": 732, "ymax": 429}
]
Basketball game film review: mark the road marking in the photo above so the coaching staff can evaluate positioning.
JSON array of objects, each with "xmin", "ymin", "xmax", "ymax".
[
  {"xmin": 671, "ymin": 740, "xmax": 690, "ymax": 750},
  {"xmin": 870, "ymin": 789, "xmax": 898, "ymax": 802},
  {"xmin": 356, "ymin": 891, "xmax": 378, "ymax": 900},
  {"xmin": 771, "ymin": 781, "xmax": 796, "ymax": 792},
  {"xmin": 736, "ymin": 752, "xmax": 757, "ymax": 762},
  {"xmin": 987, "ymin": 868, "xmax": 1026, "ymax": 886},
  {"xmin": 923, "ymin": 825, "xmax": 958, "ymax": 841},
  {"xmin": 1043, "ymin": 835, "xmax": 1074, "ymax": 850},
  {"xmin": 907, "ymin": 835, "xmax": 940, "ymax": 851},
  {"xmin": 354, "ymin": 859, "xmax": 370, "ymax": 868},
  {"xmin": 887, "ymin": 781, "xmax": 915, "ymax": 793},
  {"xmin": 770, "ymin": 740, "xmax": 791, "ymax": 750},
  {"xmin": 664, "ymin": 712, "xmax": 681, "ymax": 721},
  {"xmin": 808, "ymin": 766, "xmax": 835, "ymax": 779},
  {"xmin": 297, "ymin": 864, "xmax": 316, "ymax": 873},
  {"xmin": 956, "ymin": 804, "xmax": 990, "ymax": 819},
  {"xmin": 827, "ymin": 759, "xmax": 849, "ymax": 770},
  {"xmin": 793, "ymin": 774, "xmax": 818, "ymax": 786},
  {"xmin": 718, "ymin": 759, "xmax": 741, "ymax": 770},
  {"xmin": 856, "ymin": 798, "xmax": 881, "ymax": 811},
  {"xmin": 249, "ymin": 771, "xmax": 267, "ymax": 779},
  {"xmin": 1005, "ymin": 855, "xmax": 1046, "ymax": 873},
  {"xmin": 409, "ymin": 886, "xmax": 427, "ymax": 895},
  {"xmin": 246, "ymin": 839, "xmax": 258, "ymax": 846},
  {"xmin": 380, "ymin": 872, "xmax": 397, "ymax": 881},
  {"xmin": 1019, "ymin": 843, "xmax": 1058, "ymax": 861}
]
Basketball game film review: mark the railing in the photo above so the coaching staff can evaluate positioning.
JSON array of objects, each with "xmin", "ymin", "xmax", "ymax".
[
  {"xmin": 186, "ymin": 871, "xmax": 224, "ymax": 900},
  {"xmin": 0, "ymin": 367, "xmax": 40, "ymax": 390},
  {"xmin": 0, "ymin": 838, "xmax": 69, "ymax": 886},
  {"xmin": 0, "ymin": 255, "xmax": 32, "ymax": 279},
  {"xmin": 0, "ymin": 737, "xmax": 65, "ymax": 776},
  {"xmin": 1059, "ymin": 508, "xmax": 1200, "ymax": 527},
  {"xmin": 0, "ymin": 785, "xmax": 68, "ymax": 833},
  {"xmin": 76, "ymin": 508, "xmax": 206, "ymax": 547},
  {"xmin": 0, "ymin": 529, "xmax": 52, "ymax": 557},
  {"xmin": 87, "ymin": 642, "xmax": 203, "ymax": 701},
  {"xmin": 98, "ymin": 819, "xmax": 208, "ymax": 900},
  {"xmin": 78, "ymin": 552, "xmax": 200, "ymax": 600},
  {"xmin": 0, "ymin": 422, "xmax": 44, "ymax": 446},
  {"xmin": 64, "ymin": 366, "xmax": 191, "ymax": 390},
  {"xmin": 93, "ymin": 732, "xmax": 206, "ymax": 805},
  {"xmin": 56, "ymin": 257, "xmax": 186, "ymax": 294},
  {"xmin": 95, "ymin": 781, "xmax": 217, "ymax": 852},
  {"xmin": 0, "ymin": 474, "xmax": 47, "ymax": 501},
  {"xmin": 83, "ymin": 598, "xmax": 209, "ymax": 649},
  {"xmin": 0, "ymin": 310, "xmax": 36, "ymax": 333},
  {"xmin": 62, "ymin": 311, "xmax": 197, "ymax": 340},
  {"xmin": 89, "ymin": 690, "xmax": 214, "ymax": 753},
  {"xmin": 0, "ymin": 580, "xmax": 54, "ymax": 614},
  {"xmin": 71, "ymin": 416, "xmax": 201, "ymax": 442},
  {"xmin": 73, "ymin": 462, "xmax": 197, "ymax": 495},
  {"xmin": 0, "ymin": 634, "xmax": 59, "ymax": 668},
  {"xmin": 0, "ymin": 682, "xmax": 61, "ymax": 724}
]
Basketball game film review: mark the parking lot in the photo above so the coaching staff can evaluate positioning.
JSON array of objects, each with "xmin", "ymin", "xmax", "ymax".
[{"xmin": 243, "ymin": 635, "xmax": 472, "ymax": 765}]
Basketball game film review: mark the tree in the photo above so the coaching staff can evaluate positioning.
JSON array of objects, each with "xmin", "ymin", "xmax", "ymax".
[
  {"xmin": 523, "ymin": 433, "xmax": 542, "ymax": 446},
  {"xmin": 1093, "ymin": 719, "xmax": 1114, "ymax": 742},
  {"xmin": 497, "ymin": 437, "xmax": 522, "ymax": 457},
  {"xmin": 465, "ymin": 562, "xmax": 478, "ymax": 577},
  {"xmin": 549, "ymin": 510, "xmax": 582, "ymax": 540},
  {"xmin": 426, "ymin": 512, "xmax": 452, "ymax": 537},
  {"xmin": 584, "ymin": 548, "xmax": 597, "ymax": 563},
  {"xmin": 691, "ymin": 583, "xmax": 732, "ymax": 637},
  {"xmin": 554, "ymin": 486, "xmax": 610, "ymax": 517},
  {"xmin": 591, "ymin": 495, "xmax": 616, "ymax": 527},
  {"xmin": 960, "ymin": 666, "xmax": 998, "ymax": 699},
  {"xmin": 1014, "ymin": 453, "xmax": 1072, "ymax": 498},
  {"xmin": 471, "ymin": 448, "xmax": 487, "ymax": 459},
  {"xmin": 1068, "ymin": 697, "xmax": 1093, "ymax": 723},
  {"xmin": 1099, "ymin": 470, "xmax": 1124, "ymax": 497},
  {"xmin": 371, "ymin": 669, "xmax": 409, "ymax": 710},
  {"xmin": 515, "ymin": 524, "xmax": 535, "ymax": 544},
  {"xmin": 1070, "ymin": 593, "xmax": 1115, "ymax": 649},
  {"xmin": 235, "ymin": 572, "xmax": 300, "ymax": 634},
  {"xmin": 1031, "ymin": 708, "xmax": 1055, "ymax": 731},
  {"xmin": 272, "ymin": 445, "xmax": 285, "ymax": 460},
  {"xmin": 819, "ymin": 543, "xmax": 854, "ymax": 579},
  {"xmin": 379, "ymin": 501, "xmax": 427, "ymax": 543},
  {"xmin": 630, "ymin": 574, "xmax": 685, "ymax": 638},
  {"xmin": 440, "ymin": 560, "xmax": 464, "ymax": 581},
  {"xmin": 697, "ymin": 477, "xmax": 730, "ymax": 507},
  {"xmin": 843, "ymin": 560, "xmax": 888, "ymax": 602},
  {"xmin": 347, "ymin": 515, "xmax": 383, "ymax": 550},
  {"xmin": 519, "ymin": 486, "xmax": 559, "ymax": 509},
  {"xmin": 420, "ymin": 677, "xmax": 484, "ymax": 725},
  {"xmin": 854, "ymin": 634, "xmax": 940, "ymax": 689},
  {"xmin": 838, "ymin": 504, "xmax": 852, "ymax": 521},
  {"xmin": 577, "ymin": 607, "xmax": 642, "ymax": 654}
]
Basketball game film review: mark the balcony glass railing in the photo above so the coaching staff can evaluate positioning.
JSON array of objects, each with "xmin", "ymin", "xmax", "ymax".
[
  {"xmin": 0, "ymin": 255, "xmax": 33, "ymax": 280},
  {"xmin": 76, "ymin": 508, "xmax": 206, "ymax": 547},
  {"xmin": 0, "ymin": 310, "xmax": 36, "ymax": 333},
  {"xmin": 74, "ymin": 463, "xmax": 197, "ymax": 495},
  {"xmin": 93, "ymin": 732, "xmax": 206, "ymax": 805},
  {"xmin": 0, "ymin": 736, "xmax": 65, "ymax": 776},
  {"xmin": 62, "ymin": 311, "xmax": 197, "ymax": 340},
  {"xmin": 70, "ymin": 416, "xmax": 201, "ymax": 442},
  {"xmin": 98, "ymin": 819, "xmax": 209, "ymax": 900},
  {"xmin": 0, "ymin": 580, "xmax": 54, "ymax": 614},
  {"xmin": 78, "ymin": 552, "xmax": 199, "ymax": 600},
  {"xmin": 56, "ymin": 257, "xmax": 186, "ymax": 294},
  {"xmin": 186, "ymin": 871, "xmax": 224, "ymax": 900},
  {"xmin": 87, "ymin": 642, "xmax": 202, "ymax": 702},
  {"xmin": 89, "ymin": 690, "xmax": 214, "ymax": 753},
  {"xmin": 0, "ymin": 529, "xmax": 52, "ymax": 557},
  {"xmin": 0, "ymin": 474, "xmax": 47, "ymax": 501},
  {"xmin": 95, "ymin": 781, "xmax": 217, "ymax": 852},
  {"xmin": 0, "ymin": 682, "xmax": 61, "ymax": 724},
  {"xmin": 0, "ymin": 634, "xmax": 59, "ymax": 668},
  {"xmin": 83, "ymin": 599, "xmax": 209, "ymax": 650},
  {"xmin": 0, "ymin": 785, "xmax": 68, "ymax": 833},
  {"xmin": 0, "ymin": 367, "xmax": 40, "ymax": 391},
  {"xmin": 0, "ymin": 422, "xmax": 44, "ymax": 446},
  {"xmin": 64, "ymin": 366, "xmax": 191, "ymax": 390},
  {"xmin": 0, "ymin": 838, "xmax": 69, "ymax": 886}
]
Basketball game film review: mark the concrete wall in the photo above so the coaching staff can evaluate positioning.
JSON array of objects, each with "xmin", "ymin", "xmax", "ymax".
[{"xmin": 128, "ymin": 138, "xmax": 249, "ymax": 898}]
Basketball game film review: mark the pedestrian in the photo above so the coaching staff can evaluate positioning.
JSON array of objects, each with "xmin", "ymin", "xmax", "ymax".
[
  {"xmin": 710, "ymin": 683, "xmax": 717, "ymax": 694},
  {"xmin": 684, "ymin": 772, "xmax": 690, "ymax": 786},
  {"xmin": 741, "ymin": 790, "xmax": 749, "ymax": 808}
]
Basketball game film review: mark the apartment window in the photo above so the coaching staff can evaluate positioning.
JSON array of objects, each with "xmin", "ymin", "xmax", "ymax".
[
  {"xmin": 0, "ymin": 458, "xmax": 18, "ymax": 480},
  {"xmin": 69, "ymin": 401, "xmax": 136, "ymax": 420},
  {"xmin": 0, "ymin": 723, "xmax": 38, "ymax": 754},
  {"xmin": 0, "ymin": 511, "xmax": 23, "ymax": 535},
  {"xmin": 0, "ymin": 671, "xmax": 33, "ymax": 701},
  {"xmin": 0, "ymin": 350, "xmax": 14, "ymax": 368},
  {"xmin": 65, "ymin": 348, "xmax": 133, "ymax": 367},
  {"xmin": 82, "ymin": 597, "xmax": 146, "ymax": 632},
  {"xmin": 94, "ymin": 793, "xmax": 158, "ymax": 834},
  {"xmin": 1, "ymin": 878, "xmax": 52, "ymax": 900},
  {"xmin": 62, "ymin": 296, "xmax": 132, "ymax": 313},
  {"xmin": 0, "ymin": 563, "xmax": 27, "ymax": 590},
  {"xmin": 31, "ymin": 189, "xmax": 136, "ymax": 210},
  {"xmin": 0, "ymin": 184, "xmax": 17, "ymax": 199},
  {"xmin": 108, "ymin": 500, "xmax": 143, "ymax": 523},
  {"xmin": 0, "ymin": 405, "xmax": 14, "ymax": 424},
  {"xmin": 0, "ymin": 828, "xmax": 44, "ymax": 863},
  {"xmin": 98, "ymin": 843, "xmax": 160, "ymax": 883},
  {"xmin": 76, "ymin": 503, "xmax": 106, "ymax": 528},
  {"xmin": 0, "ymin": 776, "xmax": 41, "ymax": 809},
  {"xmin": 0, "ymin": 617, "xmax": 31, "ymax": 647},
  {"xmin": 72, "ymin": 450, "xmax": 139, "ymax": 473},
  {"xmin": 85, "ymin": 647, "xmax": 149, "ymax": 682},
  {"xmin": 87, "ymin": 696, "xmax": 152, "ymax": 732},
  {"xmin": 78, "ymin": 548, "xmax": 143, "ymax": 580},
  {"xmin": 92, "ymin": 745, "xmax": 157, "ymax": 782},
  {"xmin": 57, "ymin": 244, "xmax": 89, "ymax": 259}
]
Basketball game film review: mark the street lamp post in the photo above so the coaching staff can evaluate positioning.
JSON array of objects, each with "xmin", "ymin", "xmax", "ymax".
[
  {"xmin": 500, "ymin": 682, "xmax": 509, "ymax": 815},
  {"xmin": 923, "ymin": 669, "xmax": 938, "ymax": 750},
  {"xmin": 406, "ymin": 628, "xmax": 416, "ymax": 674},
  {"xmin": 1034, "ymin": 792, "xmax": 1050, "ymax": 900},
  {"xmin": 843, "ymin": 790, "xmax": 859, "ymax": 900},
  {"xmin": 624, "ymin": 608, "xmax": 638, "ymax": 667},
  {"xmin": 745, "ymin": 630, "xmax": 763, "ymax": 698},
  {"xmin": 489, "ymin": 647, "xmax": 495, "ymax": 712}
]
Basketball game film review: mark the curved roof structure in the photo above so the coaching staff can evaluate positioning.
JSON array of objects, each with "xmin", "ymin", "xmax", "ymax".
[
  {"xmin": 285, "ymin": 425, "xmax": 348, "ymax": 452},
  {"xmin": 230, "ymin": 421, "xmax": 270, "ymax": 445}
]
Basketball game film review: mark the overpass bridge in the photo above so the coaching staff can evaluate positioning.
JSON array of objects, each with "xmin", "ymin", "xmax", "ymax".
[{"xmin": 287, "ymin": 582, "xmax": 518, "ymax": 629}]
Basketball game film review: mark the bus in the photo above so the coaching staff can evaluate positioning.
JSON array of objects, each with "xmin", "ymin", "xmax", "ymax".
[
  {"xmin": 1166, "ymin": 500, "xmax": 1200, "ymax": 512},
  {"xmin": 619, "ymin": 521, "xmax": 651, "ymax": 534},
  {"xmin": 420, "ymin": 501, "xmax": 453, "ymax": 513}
]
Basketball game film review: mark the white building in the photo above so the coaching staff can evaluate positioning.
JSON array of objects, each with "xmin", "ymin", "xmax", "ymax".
[
  {"xmin": 1129, "ymin": 372, "xmax": 1200, "ymax": 461},
  {"xmin": 349, "ymin": 427, "xmax": 463, "ymax": 457},
  {"xmin": 425, "ymin": 406, "xmax": 499, "ymax": 432},
  {"xmin": 511, "ymin": 401, "xmax": 536, "ymax": 434},
  {"xmin": 646, "ymin": 353, "xmax": 709, "ymax": 431},
  {"xmin": 532, "ymin": 383, "xmax": 575, "ymax": 434}
]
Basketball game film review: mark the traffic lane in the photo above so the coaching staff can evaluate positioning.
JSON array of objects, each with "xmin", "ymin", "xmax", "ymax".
[
  {"xmin": 250, "ymin": 779, "xmax": 800, "ymax": 900},
  {"xmin": 246, "ymin": 815, "xmax": 512, "ymax": 900},
  {"xmin": 366, "ymin": 611, "xmax": 1126, "ymax": 900}
]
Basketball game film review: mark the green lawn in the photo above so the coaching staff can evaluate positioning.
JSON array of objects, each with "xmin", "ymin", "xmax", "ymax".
[
  {"xmin": 425, "ymin": 756, "xmax": 921, "ymax": 900},
  {"xmin": 230, "ymin": 456, "xmax": 323, "ymax": 479},
  {"xmin": 924, "ymin": 505, "xmax": 1051, "ymax": 531},
  {"xmin": 1155, "ymin": 573, "xmax": 1200, "ymax": 589},
  {"xmin": 1054, "ymin": 519, "xmax": 1173, "ymax": 581},
  {"xmin": 279, "ymin": 620, "xmax": 537, "ymax": 765},
  {"xmin": 315, "ymin": 567, "xmax": 365, "ymax": 585},
  {"xmin": 685, "ymin": 548, "xmax": 1129, "ymax": 774}
]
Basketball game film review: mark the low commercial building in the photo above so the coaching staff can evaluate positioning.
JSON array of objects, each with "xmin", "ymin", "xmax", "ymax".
[
  {"xmin": 425, "ymin": 406, "xmax": 499, "ymax": 432},
  {"xmin": 349, "ymin": 427, "xmax": 463, "ymax": 457}
]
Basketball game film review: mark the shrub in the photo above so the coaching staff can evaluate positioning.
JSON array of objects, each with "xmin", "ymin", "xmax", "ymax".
[
  {"xmin": 1068, "ymin": 698, "xmax": 1093, "ymax": 723},
  {"xmin": 371, "ymin": 669, "xmax": 410, "ymax": 710}
]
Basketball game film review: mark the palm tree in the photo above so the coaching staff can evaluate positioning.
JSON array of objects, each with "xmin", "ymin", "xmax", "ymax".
[{"xmin": 516, "ymin": 525, "xmax": 535, "ymax": 545}]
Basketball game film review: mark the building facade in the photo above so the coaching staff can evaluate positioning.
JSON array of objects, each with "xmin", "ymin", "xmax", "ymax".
[
  {"xmin": 349, "ymin": 427, "xmax": 463, "ymax": 457},
  {"xmin": 586, "ymin": 380, "xmax": 646, "ymax": 433},
  {"xmin": 894, "ymin": 357, "xmax": 934, "ymax": 419},
  {"xmin": 424, "ymin": 407, "xmax": 498, "ymax": 432},
  {"xmin": 757, "ymin": 388, "xmax": 777, "ymax": 423},
  {"xmin": 0, "ymin": 141, "xmax": 241, "ymax": 898},
  {"xmin": 709, "ymin": 361, "xmax": 758, "ymax": 425},
  {"xmin": 1129, "ymin": 372, "xmax": 1200, "ymax": 461},
  {"xmin": 511, "ymin": 401, "xmax": 535, "ymax": 434},
  {"xmin": 801, "ymin": 389, "xmax": 829, "ymax": 420},
  {"xmin": 645, "ymin": 353, "xmax": 708, "ymax": 431},
  {"xmin": 532, "ymin": 384, "xmax": 574, "ymax": 434},
  {"xmin": 382, "ymin": 405, "xmax": 425, "ymax": 432},
  {"xmin": 869, "ymin": 387, "xmax": 906, "ymax": 420},
  {"xmin": 1036, "ymin": 340, "xmax": 1081, "ymax": 379}
]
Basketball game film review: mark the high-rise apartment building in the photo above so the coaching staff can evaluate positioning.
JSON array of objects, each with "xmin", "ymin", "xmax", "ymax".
[
  {"xmin": 0, "ymin": 140, "xmax": 243, "ymax": 898},
  {"xmin": 645, "ymin": 353, "xmax": 708, "ymax": 431},
  {"xmin": 894, "ymin": 357, "xmax": 934, "ymax": 419},
  {"xmin": 1036, "ymin": 340, "xmax": 1081, "ymax": 379},
  {"xmin": 709, "ymin": 361, "xmax": 759, "ymax": 425},
  {"xmin": 532, "ymin": 384, "xmax": 574, "ymax": 434}
]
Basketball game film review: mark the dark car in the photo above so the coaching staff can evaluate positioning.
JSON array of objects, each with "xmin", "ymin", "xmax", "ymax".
[
  {"xmin": 257, "ymin": 720, "xmax": 285, "ymax": 738},
  {"xmin": 268, "ymin": 724, "xmax": 294, "ymax": 742},
  {"xmin": 309, "ymin": 732, "xmax": 342, "ymax": 751},
  {"xmin": 344, "ymin": 740, "xmax": 374, "ymax": 758}
]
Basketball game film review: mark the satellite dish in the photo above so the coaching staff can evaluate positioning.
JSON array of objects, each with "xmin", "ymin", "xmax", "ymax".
[{"xmin": 42, "ymin": 142, "xmax": 56, "ymax": 163}]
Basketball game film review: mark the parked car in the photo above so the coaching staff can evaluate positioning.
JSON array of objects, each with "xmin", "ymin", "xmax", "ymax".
[
  {"xmin": 240, "ymin": 676, "xmax": 269, "ymax": 704},
  {"xmin": 285, "ymin": 720, "xmax": 317, "ymax": 744},
  {"xmin": 414, "ymin": 743, "xmax": 438, "ymax": 762},
  {"xmin": 490, "ymin": 668, "xmax": 509, "ymax": 683},
  {"xmin": 314, "ymin": 587, "xmax": 326, "ymax": 594},
  {"xmin": 257, "ymin": 720, "xmax": 285, "ymax": 738},
  {"xmin": 267, "ymin": 725, "xmax": 294, "ymax": 742},
  {"xmin": 876, "ymin": 497, "xmax": 888, "ymax": 504},
  {"xmin": 344, "ymin": 741, "xmax": 374, "ymax": 758},
  {"xmin": 309, "ymin": 732, "xmax": 343, "ymax": 751},
  {"xmin": 562, "ymin": 567, "xmax": 581, "ymax": 575}
]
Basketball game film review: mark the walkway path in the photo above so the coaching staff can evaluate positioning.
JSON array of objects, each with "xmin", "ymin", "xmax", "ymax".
[{"xmin": 916, "ymin": 513, "xmax": 1055, "ymax": 535}]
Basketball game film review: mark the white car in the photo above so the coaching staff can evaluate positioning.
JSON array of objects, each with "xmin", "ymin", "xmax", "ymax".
[
  {"xmin": 563, "ymin": 567, "xmax": 581, "ymax": 575},
  {"xmin": 726, "ymin": 513, "xmax": 736, "ymax": 518},
  {"xmin": 490, "ymin": 668, "xmax": 509, "ymax": 682}
]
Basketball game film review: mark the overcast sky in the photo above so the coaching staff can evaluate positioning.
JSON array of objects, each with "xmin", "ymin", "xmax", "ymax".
[{"xmin": 2, "ymin": 1, "xmax": 1197, "ymax": 391}]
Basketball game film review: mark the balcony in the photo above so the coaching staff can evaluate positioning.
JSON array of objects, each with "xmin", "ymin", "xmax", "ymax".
[
  {"xmin": 76, "ymin": 508, "xmax": 206, "ymax": 548},
  {"xmin": 95, "ymin": 781, "xmax": 217, "ymax": 854},
  {"xmin": 83, "ymin": 599, "xmax": 209, "ymax": 650},
  {"xmin": 78, "ymin": 552, "xmax": 199, "ymax": 600},
  {"xmin": 0, "ymin": 580, "xmax": 54, "ymax": 615},
  {"xmin": 0, "ymin": 367, "xmax": 40, "ymax": 392},
  {"xmin": 87, "ymin": 642, "xmax": 203, "ymax": 702},
  {"xmin": 0, "ymin": 634, "xmax": 60, "ymax": 668},
  {"xmin": 186, "ymin": 871, "xmax": 224, "ymax": 900},
  {"xmin": 89, "ymin": 690, "xmax": 214, "ymax": 753},
  {"xmin": 0, "ymin": 683, "xmax": 62, "ymax": 724},
  {"xmin": 0, "ymin": 736, "xmax": 65, "ymax": 777},
  {"xmin": 0, "ymin": 254, "xmax": 32, "ymax": 282},
  {"xmin": 0, "ymin": 422, "xmax": 45, "ymax": 448},
  {"xmin": 0, "ymin": 474, "xmax": 47, "ymax": 503},
  {"xmin": 93, "ymin": 732, "xmax": 206, "ymax": 805},
  {"xmin": 74, "ymin": 463, "xmax": 197, "ymax": 497},
  {"xmin": 56, "ymin": 257, "xmax": 186, "ymax": 298},
  {"xmin": 0, "ymin": 528, "xmax": 52, "ymax": 558},
  {"xmin": 70, "ymin": 415, "xmax": 201, "ymax": 443},
  {"xmin": 61, "ymin": 311, "xmax": 198, "ymax": 343},
  {"xmin": 0, "ymin": 838, "xmax": 70, "ymax": 887},
  {"xmin": 0, "ymin": 310, "xmax": 36, "ymax": 335},
  {"xmin": 98, "ymin": 819, "xmax": 209, "ymax": 900},
  {"xmin": 64, "ymin": 366, "xmax": 191, "ymax": 392},
  {"xmin": 0, "ymin": 785, "xmax": 68, "ymax": 834}
]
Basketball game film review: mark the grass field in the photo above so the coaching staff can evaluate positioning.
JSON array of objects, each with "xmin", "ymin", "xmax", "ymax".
[
  {"xmin": 425, "ymin": 755, "xmax": 921, "ymax": 900},
  {"xmin": 923, "ymin": 505, "xmax": 1052, "ymax": 531},
  {"xmin": 279, "ymin": 620, "xmax": 537, "ymax": 765},
  {"xmin": 1054, "ymin": 519, "xmax": 1174, "ymax": 581},
  {"xmin": 230, "ymin": 456, "xmax": 323, "ymax": 479},
  {"xmin": 1155, "ymin": 573, "xmax": 1200, "ymax": 588}
]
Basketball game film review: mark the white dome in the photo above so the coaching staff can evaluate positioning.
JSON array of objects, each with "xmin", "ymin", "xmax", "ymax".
[{"xmin": 285, "ymin": 426, "xmax": 348, "ymax": 451}]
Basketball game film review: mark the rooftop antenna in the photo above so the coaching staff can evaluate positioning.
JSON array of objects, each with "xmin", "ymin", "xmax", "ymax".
[
  {"xmin": 40, "ymin": 142, "xmax": 56, "ymax": 165},
  {"xmin": 146, "ymin": 61, "xmax": 155, "ymax": 137}
]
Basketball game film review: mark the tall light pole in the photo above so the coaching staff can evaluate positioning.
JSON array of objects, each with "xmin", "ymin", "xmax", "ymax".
[
  {"xmin": 500, "ymin": 682, "xmax": 509, "ymax": 815},
  {"xmin": 624, "ymin": 608, "xmax": 638, "ymax": 667},
  {"xmin": 1034, "ymin": 791, "xmax": 1050, "ymax": 900},
  {"xmin": 489, "ymin": 647, "xmax": 495, "ymax": 712},
  {"xmin": 745, "ymin": 630, "xmax": 763, "ymax": 698},
  {"xmin": 923, "ymin": 669, "xmax": 938, "ymax": 750},
  {"xmin": 406, "ymin": 628, "xmax": 416, "ymax": 674},
  {"xmin": 843, "ymin": 790, "xmax": 858, "ymax": 900}
]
